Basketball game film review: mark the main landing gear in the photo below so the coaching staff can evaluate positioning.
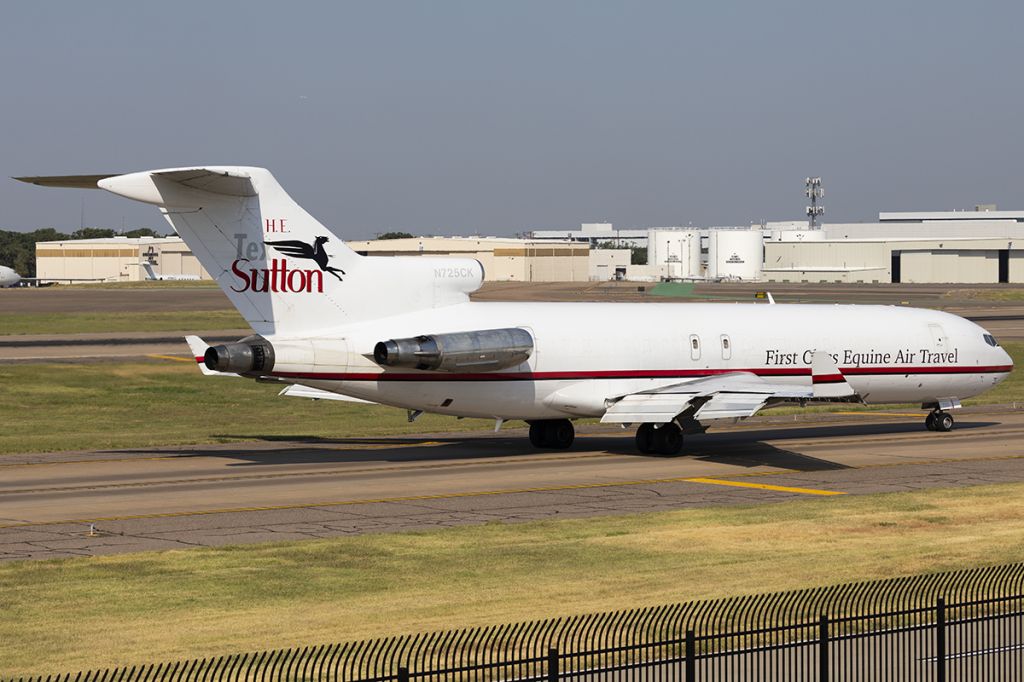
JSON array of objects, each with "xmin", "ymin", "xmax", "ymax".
[
  {"xmin": 528, "ymin": 419, "xmax": 575, "ymax": 449},
  {"xmin": 635, "ymin": 422, "xmax": 683, "ymax": 455},
  {"xmin": 925, "ymin": 410, "xmax": 954, "ymax": 432}
]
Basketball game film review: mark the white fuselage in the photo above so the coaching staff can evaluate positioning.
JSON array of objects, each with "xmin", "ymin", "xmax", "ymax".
[
  {"xmin": 0, "ymin": 266, "xmax": 21, "ymax": 288},
  {"xmin": 265, "ymin": 302, "xmax": 1013, "ymax": 421}
]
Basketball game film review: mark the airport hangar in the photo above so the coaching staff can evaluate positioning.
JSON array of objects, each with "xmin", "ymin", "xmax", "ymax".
[
  {"xmin": 33, "ymin": 235, "xmax": 631, "ymax": 284},
  {"xmin": 31, "ymin": 207, "xmax": 1024, "ymax": 285}
]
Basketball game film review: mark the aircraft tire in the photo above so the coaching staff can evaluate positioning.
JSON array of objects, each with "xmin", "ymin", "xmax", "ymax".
[
  {"xmin": 544, "ymin": 419, "xmax": 575, "ymax": 449},
  {"xmin": 924, "ymin": 413, "xmax": 937, "ymax": 431},
  {"xmin": 652, "ymin": 423, "xmax": 683, "ymax": 456},
  {"xmin": 935, "ymin": 412, "xmax": 954, "ymax": 432},
  {"xmin": 528, "ymin": 422, "xmax": 547, "ymax": 447},
  {"xmin": 635, "ymin": 423, "xmax": 656, "ymax": 454}
]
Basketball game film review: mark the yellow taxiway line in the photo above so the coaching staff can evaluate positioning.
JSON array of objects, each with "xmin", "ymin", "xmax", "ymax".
[
  {"xmin": 683, "ymin": 477, "xmax": 845, "ymax": 496},
  {"xmin": 0, "ymin": 475, "xmax": 845, "ymax": 529},
  {"xmin": 146, "ymin": 354, "xmax": 194, "ymax": 363}
]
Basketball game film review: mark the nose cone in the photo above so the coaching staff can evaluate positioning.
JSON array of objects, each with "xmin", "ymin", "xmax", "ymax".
[{"xmin": 998, "ymin": 345, "xmax": 1014, "ymax": 372}]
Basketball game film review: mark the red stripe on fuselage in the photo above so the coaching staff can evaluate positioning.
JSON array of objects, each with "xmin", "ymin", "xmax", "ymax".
[{"xmin": 269, "ymin": 364, "xmax": 1013, "ymax": 382}]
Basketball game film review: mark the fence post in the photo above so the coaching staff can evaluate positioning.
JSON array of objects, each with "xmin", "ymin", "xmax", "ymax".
[
  {"xmin": 685, "ymin": 629, "xmax": 696, "ymax": 682},
  {"xmin": 547, "ymin": 647, "xmax": 559, "ymax": 682},
  {"xmin": 936, "ymin": 598, "xmax": 946, "ymax": 682},
  {"xmin": 398, "ymin": 666, "xmax": 410, "ymax": 682},
  {"xmin": 819, "ymin": 614, "xmax": 829, "ymax": 682}
]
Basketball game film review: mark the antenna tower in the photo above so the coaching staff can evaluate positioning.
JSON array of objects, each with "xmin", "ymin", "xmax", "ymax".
[{"xmin": 805, "ymin": 177, "xmax": 824, "ymax": 229}]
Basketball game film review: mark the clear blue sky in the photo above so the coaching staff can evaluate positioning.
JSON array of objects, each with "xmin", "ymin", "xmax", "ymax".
[{"xmin": 2, "ymin": 1, "xmax": 1022, "ymax": 238}]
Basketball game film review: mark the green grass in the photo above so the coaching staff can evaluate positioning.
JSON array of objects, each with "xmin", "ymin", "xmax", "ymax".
[
  {"xmin": 1, "ymin": 482, "xmax": 1022, "ymax": 676},
  {"xmin": 649, "ymin": 282, "xmax": 697, "ymax": 297},
  {"xmin": 0, "ymin": 310, "xmax": 246, "ymax": 335},
  {"xmin": 0, "ymin": 361, "xmax": 492, "ymax": 455}
]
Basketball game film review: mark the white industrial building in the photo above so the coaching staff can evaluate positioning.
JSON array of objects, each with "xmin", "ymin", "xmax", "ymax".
[
  {"xmin": 763, "ymin": 209, "xmax": 1024, "ymax": 284},
  {"xmin": 35, "ymin": 236, "xmax": 212, "ymax": 283},
  {"xmin": 345, "ymin": 236, "xmax": 599, "ymax": 282},
  {"xmin": 34, "ymin": 207, "xmax": 1024, "ymax": 285}
]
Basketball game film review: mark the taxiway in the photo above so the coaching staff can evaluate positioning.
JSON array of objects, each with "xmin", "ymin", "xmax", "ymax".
[{"xmin": 1, "ymin": 408, "xmax": 1021, "ymax": 561}]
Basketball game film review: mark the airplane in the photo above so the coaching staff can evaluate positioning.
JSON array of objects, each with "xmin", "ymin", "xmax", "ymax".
[
  {"xmin": 140, "ymin": 261, "xmax": 202, "ymax": 281},
  {"xmin": 0, "ymin": 265, "xmax": 21, "ymax": 287},
  {"xmin": 16, "ymin": 167, "xmax": 1013, "ymax": 454}
]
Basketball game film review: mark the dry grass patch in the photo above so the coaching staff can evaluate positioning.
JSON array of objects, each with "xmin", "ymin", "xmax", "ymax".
[{"xmin": 2, "ymin": 483, "xmax": 1023, "ymax": 676}]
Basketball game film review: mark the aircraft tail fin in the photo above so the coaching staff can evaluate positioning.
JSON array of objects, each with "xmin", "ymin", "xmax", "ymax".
[{"xmin": 18, "ymin": 167, "xmax": 484, "ymax": 337}]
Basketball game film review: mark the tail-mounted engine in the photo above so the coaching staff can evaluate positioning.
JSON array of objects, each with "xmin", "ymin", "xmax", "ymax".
[
  {"xmin": 204, "ymin": 335, "xmax": 276, "ymax": 375},
  {"xmin": 373, "ymin": 328, "xmax": 533, "ymax": 372}
]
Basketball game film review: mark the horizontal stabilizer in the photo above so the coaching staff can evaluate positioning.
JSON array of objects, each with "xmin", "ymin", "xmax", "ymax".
[
  {"xmin": 149, "ymin": 168, "xmax": 257, "ymax": 197},
  {"xmin": 14, "ymin": 174, "xmax": 118, "ymax": 189}
]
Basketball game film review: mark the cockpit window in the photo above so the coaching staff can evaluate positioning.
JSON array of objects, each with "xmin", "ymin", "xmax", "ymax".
[{"xmin": 983, "ymin": 333, "xmax": 1000, "ymax": 347}]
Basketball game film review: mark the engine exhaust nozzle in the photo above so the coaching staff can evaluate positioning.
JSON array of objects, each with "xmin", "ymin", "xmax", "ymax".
[{"xmin": 203, "ymin": 335, "xmax": 275, "ymax": 375}]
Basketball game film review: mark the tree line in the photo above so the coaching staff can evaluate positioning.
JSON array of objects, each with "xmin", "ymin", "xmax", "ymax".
[{"xmin": 0, "ymin": 228, "xmax": 164, "ymax": 277}]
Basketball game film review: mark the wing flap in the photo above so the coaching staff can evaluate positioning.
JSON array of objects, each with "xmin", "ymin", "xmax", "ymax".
[
  {"xmin": 693, "ymin": 393, "xmax": 770, "ymax": 420},
  {"xmin": 601, "ymin": 393, "xmax": 697, "ymax": 423},
  {"xmin": 601, "ymin": 371, "xmax": 817, "ymax": 424}
]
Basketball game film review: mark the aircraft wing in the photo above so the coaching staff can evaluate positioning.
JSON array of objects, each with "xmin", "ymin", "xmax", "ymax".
[
  {"xmin": 600, "ymin": 351, "xmax": 856, "ymax": 424},
  {"xmin": 278, "ymin": 384, "xmax": 377, "ymax": 404}
]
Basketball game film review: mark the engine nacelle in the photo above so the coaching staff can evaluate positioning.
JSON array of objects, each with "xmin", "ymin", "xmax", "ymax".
[
  {"xmin": 204, "ymin": 335, "xmax": 276, "ymax": 375},
  {"xmin": 373, "ymin": 328, "xmax": 533, "ymax": 372}
]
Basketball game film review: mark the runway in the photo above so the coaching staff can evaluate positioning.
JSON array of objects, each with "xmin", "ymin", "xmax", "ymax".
[{"xmin": 1, "ymin": 408, "xmax": 1022, "ymax": 561}]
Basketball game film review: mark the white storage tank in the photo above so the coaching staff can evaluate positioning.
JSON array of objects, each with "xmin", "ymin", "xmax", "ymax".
[
  {"xmin": 647, "ymin": 229, "xmax": 701, "ymax": 279},
  {"xmin": 707, "ymin": 229, "xmax": 763, "ymax": 280}
]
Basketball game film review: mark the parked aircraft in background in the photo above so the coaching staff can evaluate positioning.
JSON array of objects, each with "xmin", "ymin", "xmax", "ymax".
[
  {"xmin": 0, "ymin": 265, "xmax": 21, "ymax": 287},
  {"xmin": 140, "ymin": 262, "xmax": 202, "ymax": 281},
  {"xmin": 17, "ymin": 168, "xmax": 1013, "ymax": 454}
]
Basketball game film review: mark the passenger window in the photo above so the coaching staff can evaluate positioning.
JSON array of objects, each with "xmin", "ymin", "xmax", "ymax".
[
  {"xmin": 720, "ymin": 334, "xmax": 732, "ymax": 360},
  {"xmin": 689, "ymin": 334, "xmax": 701, "ymax": 361}
]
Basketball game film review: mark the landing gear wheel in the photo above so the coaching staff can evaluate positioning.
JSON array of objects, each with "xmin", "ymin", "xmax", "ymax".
[
  {"xmin": 528, "ymin": 419, "xmax": 575, "ymax": 449},
  {"xmin": 651, "ymin": 422, "xmax": 683, "ymax": 455},
  {"xmin": 635, "ymin": 423, "xmax": 656, "ymax": 454},
  {"xmin": 544, "ymin": 419, "xmax": 575, "ymax": 449},
  {"xmin": 528, "ymin": 422, "xmax": 546, "ymax": 447},
  {"xmin": 925, "ymin": 411, "xmax": 954, "ymax": 432}
]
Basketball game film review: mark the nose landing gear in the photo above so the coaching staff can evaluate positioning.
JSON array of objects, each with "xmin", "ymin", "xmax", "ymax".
[
  {"xmin": 925, "ymin": 410, "xmax": 954, "ymax": 432},
  {"xmin": 635, "ymin": 422, "xmax": 683, "ymax": 455},
  {"xmin": 527, "ymin": 419, "xmax": 575, "ymax": 449}
]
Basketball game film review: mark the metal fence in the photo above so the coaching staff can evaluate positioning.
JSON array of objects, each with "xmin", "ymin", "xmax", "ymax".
[{"xmin": 8, "ymin": 563, "xmax": 1023, "ymax": 681}]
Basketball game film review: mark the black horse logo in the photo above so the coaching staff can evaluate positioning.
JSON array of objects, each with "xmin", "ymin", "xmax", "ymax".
[{"xmin": 265, "ymin": 236, "xmax": 346, "ymax": 282}]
